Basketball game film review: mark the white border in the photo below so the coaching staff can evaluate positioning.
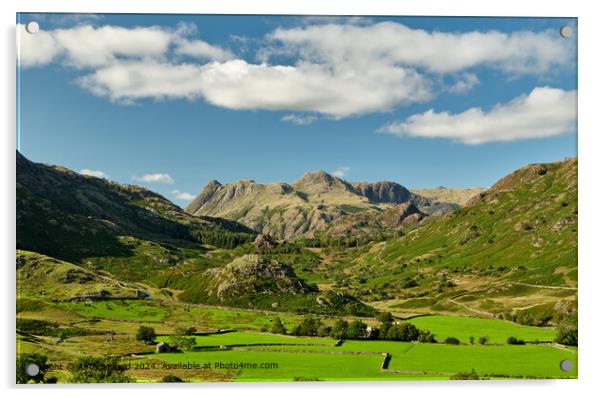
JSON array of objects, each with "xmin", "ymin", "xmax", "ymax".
[{"xmin": 2, "ymin": 1, "xmax": 601, "ymax": 396}]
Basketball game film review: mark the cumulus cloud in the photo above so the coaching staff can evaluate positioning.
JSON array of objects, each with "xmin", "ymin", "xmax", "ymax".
[
  {"xmin": 79, "ymin": 59, "xmax": 430, "ymax": 118},
  {"xmin": 17, "ymin": 23, "xmax": 231, "ymax": 68},
  {"xmin": 175, "ymin": 39, "xmax": 234, "ymax": 61},
  {"xmin": 17, "ymin": 21, "xmax": 573, "ymax": 119},
  {"xmin": 332, "ymin": 166, "xmax": 350, "ymax": 178},
  {"xmin": 131, "ymin": 173, "xmax": 175, "ymax": 184},
  {"xmin": 378, "ymin": 87, "xmax": 576, "ymax": 144},
  {"xmin": 267, "ymin": 22, "xmax": 571, "ymax": 75},
  {"xmin": 79, "ymin": 169, "xmax": 109, "ymax": 179},
  {"xmin": 170, "ymin": 189, "xmax": 195, "ymax": 201}
]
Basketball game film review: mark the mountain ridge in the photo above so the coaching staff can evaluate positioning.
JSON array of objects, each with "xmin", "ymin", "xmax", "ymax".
[{"xmin": 185, "ymin": 170, "xmax": 455, "ymax": 239}]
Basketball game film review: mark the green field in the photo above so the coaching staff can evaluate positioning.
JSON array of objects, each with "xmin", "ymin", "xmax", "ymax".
[
  {"xmin": 157, "ymin": 332, "xmax": 336, "ymax": 347},
  {"xmin": 407, "ymin": 315, "xmax": 556, "ymax": 344},
  {"xmin": 148, "ymin": 331, "xmax": 577, "ymax": 381}
]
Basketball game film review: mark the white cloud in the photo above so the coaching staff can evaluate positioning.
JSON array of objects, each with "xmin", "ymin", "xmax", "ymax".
[
  {"xmin": 78, "ymin": 59, "xmax": 430, "ymax": 118},
  {"xmin": 170, "ymin": 190, "xmax": 195, "ymax": 201},
  {"xmin": 267, "ymin": 22, "xmax": 572, "ymax": 75},
  {"xmin": 447, "ymin": 73, "xmax": 480, "ymax": 94},
  {"xmin": 379, "ymin": 87, "xmax": 576, "ymax": 144},
  {"xmin": 281, "ymin": 114, "xmax": 318, "ymax": 125},
  {"xmin": 17, "ymin": 24, "xmax": 61, "ymax": 67},
  {"xmin": 175, "ymin": 39, "xmax": 234, "ymax": 61},
  {"xmin": 78, "ymin": 61, "xmax": 207, "ymax": 102},
  {"xmin": 131, "ymin": 173, "xmax": 175, "ymax": 184},
  {"xmin": 17, "ymin": 21, "xmax": 574, "ymax": 119},
  {"xmin": 79, "ymin": 169, "xmax": 109, "ymax": 179},
  {"xmin": 332, "ymin": 166, "xmax": 350, "ymax": 178},
  {"xmin": 17, "ymin": 23, "xmax": 231, "ymax": 68}
]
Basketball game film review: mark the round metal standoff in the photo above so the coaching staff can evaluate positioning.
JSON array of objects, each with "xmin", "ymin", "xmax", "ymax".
[{"xmin": 25, "ymin": 21, "xmax": 40, "ymax": 34}]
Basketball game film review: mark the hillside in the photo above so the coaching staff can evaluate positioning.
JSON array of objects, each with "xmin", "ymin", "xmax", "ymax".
[
  {"xmin": 411, "ymin": 187, "xmax": 486, "ymax": 206},
  {"xmin": 186, "ymin": 171, "xmax": 448, "ymax": 239},
  {"xmin": 16, "ymin": 250, "xmax": 149, "ymax": 301},
  {"xmin": 17, "ymin": 151, "xmax": 256, "ymax": 264},
  {"xmin": 323, "ymin": 158, "xmax": 577, "ymax": 323}
]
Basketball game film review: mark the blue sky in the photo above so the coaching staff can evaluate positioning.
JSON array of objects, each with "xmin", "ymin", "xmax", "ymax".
[{"xmin": 17, "ymin": 14, "xmax": 577, "ymax": 205}]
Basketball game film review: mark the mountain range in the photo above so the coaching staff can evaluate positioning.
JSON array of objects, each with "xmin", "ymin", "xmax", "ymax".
[
  {"xmin": 15, "ymin": 151, "xmax": 577, "ymax": 321},
  {"xmin": 185, "ymin": 170, "xmax": 463, "ymax": 239}
]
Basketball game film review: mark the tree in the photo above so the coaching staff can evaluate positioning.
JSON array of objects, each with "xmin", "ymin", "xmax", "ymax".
[
  {"xmin": 445, "ymin": 336, "xmax": 461, "ymax": 345},
  {"xmin": 16, "ymin": 353, "xmax": 48, "ymax": 384},
  {"xmin": 347, "ymin": 320, "xmax": 368, "ymax": 339},
  {"xmin": 555, "ymin": 324, "xmax": 578, "ymax": 346},
  {"xmin": 271, "ymin": 317, "xmax": 287, "ymax": 335},
  {"xmin": 386, "ymin": 323, "xmax": 420, "ymax": 342},
  {"xmin": 317, "ymin": 325, "xmax": 332, "ymax": 337},
  {"xmin": 330, "ymin": 319, "xmax": 349, "ymax": 339},
  {"xmin": 507, "ymin": 336, "xmax": 525, "ymax": 345},
  {"xmin": 469, "ymin": 336, "xmax": 475, "ymax": 345},
  {"xmin": 136, "ymin": 325, "xmax": 156, "ymax": 344},
  {"xmin": 377, "ymin": 312, "xmax": 394, "ymax": 325},
  {"xmin": 170, "ymin": 335, "xmax": 197, "ymax": 351},
  {"xmin": 292, "ymin": 317, "xmax": 322, "ymax": 336},
  {"xmin": 478, "ymin": 336, "xmax": 489, "ymax": 345},
  {"xmin": 418, "ymin": 330, "xmax": 436, "ymax": 343},
  {"xmin": 70, "ymin": 356, "xmax": 133, "ymax": 383}
]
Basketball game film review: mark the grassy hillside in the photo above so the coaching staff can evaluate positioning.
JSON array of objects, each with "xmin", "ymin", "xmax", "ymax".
[
  {"xmin": 16, "ymin": 250, "xmax": 148, "ymax": 301},
  {"xmin": 318, "ymin": 159, "xmax": 577, "ymax": 320},
  {"xmin": 17, "ymin": 151, "xmax": 256, "ymax": 262}
]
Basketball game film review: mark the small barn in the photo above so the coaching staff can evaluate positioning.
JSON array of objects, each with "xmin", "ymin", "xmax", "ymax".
[{"xmin": 155, "ymin": 341, "xmax": 172, "ymax": 353}]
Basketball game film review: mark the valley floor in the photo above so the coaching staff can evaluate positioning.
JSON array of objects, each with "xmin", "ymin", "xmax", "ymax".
[{"xmin": 17, "ymin": 299, "xmax": 577, "ymax": 382}]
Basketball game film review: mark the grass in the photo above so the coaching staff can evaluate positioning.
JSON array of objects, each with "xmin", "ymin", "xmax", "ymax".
[
  {"xmin": 154, "ymin": 350, "xmax": 414, "ymax": 381},
  {"xmin": 157, "ymin": 331, "xmax": 336, "ymax": 346},
  {"xmin": 148, "ymin": 332, "xmax": 576, "ymax": 381},
  {"xmin": 57, "ymin": 301, "xmax": 168, "ymax": 322},
  {"xmin": 407, "ymin": 315, "xmax": 556, "ymax": 344}
]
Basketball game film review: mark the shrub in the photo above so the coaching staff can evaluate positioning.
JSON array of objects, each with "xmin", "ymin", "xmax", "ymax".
[
  {"xmin": 330, "ymin": 319, "xmax": 349, "ymax": 339},
  {"xmin": 347, "ymin": 320, "xmax": 368, "ymax": 339},
  {"xmin": 271, "ymin": 317, "xmax": 287, "ymax": 335},
  {"xmin": 70, "ymin": 356, "xmax": 133, "ymax": 383},
  {"xmin": 507, "ymin": 336, "xmax": 525, "ymax": 345},
  {"xmin": 555, "ymin": 324, "xmax": 578, "ymax": 346},
  {"xmin": 175, "ymin": 326, "xmax": 197, "ymax": 336},
  {"xmin": 136, "ymin": 325, "xmax": 156, "ymax": 344},
  {"xmin": 418, "ymin": 330, "xmax": 436, "ymax": 343},
  {"xmin": 451, "ymin": 369, "xmax": 480, "ymax": 380},
  {"xmin": 445, "ymin": 337, "xmax": 461, "ymax": 345},
  {"xmin": 170, "ymin": 335, "xmax": 197, "ymax": 351},
  {"xmin": 292, "ymin": 317, "xmax": 322, "ymax": 336},
  {"xmin": 161, "ymin": 375, "xmax": 184, "ymax": 382},
  {"xmin": 478, "ymin": 336, "xmax": 489, "ymax": 345}
]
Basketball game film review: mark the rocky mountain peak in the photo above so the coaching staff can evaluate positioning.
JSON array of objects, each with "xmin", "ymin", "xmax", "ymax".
[
  {"xmin": 185, "ymin": 179, "xmax": 223, "ymax": 214},
  {"xmin": 352, "ymin": 181, "xmax": 412, "ymax": 204}
]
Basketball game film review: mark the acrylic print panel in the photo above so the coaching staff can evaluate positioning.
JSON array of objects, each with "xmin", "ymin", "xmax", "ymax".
[{"xmin": 16, "ymin": 13, "xmax": 577, "ymax": 383}]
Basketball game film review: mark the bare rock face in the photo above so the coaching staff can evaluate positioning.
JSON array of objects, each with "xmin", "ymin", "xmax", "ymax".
[
  {"xmin": 184, "ymin": 170, "xmax": 457, "ymax": 240},
  {"xmin": 185, "ymin": 179, "xmax": 222, "ymax": 214},
  {"xmin": 204, "ymin": 255, "xmax": 314, "ymax": 300},
  {"xmin": 378, "ymin": 203, "xmax": 425, "ymax": 228},
  {"xmin": 253, "ymin": 233, "xmax": 277, "ymax": 251},
  {"xmin": 352, "ymin": 181, "xmax": 412, "ymax": 204}
]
